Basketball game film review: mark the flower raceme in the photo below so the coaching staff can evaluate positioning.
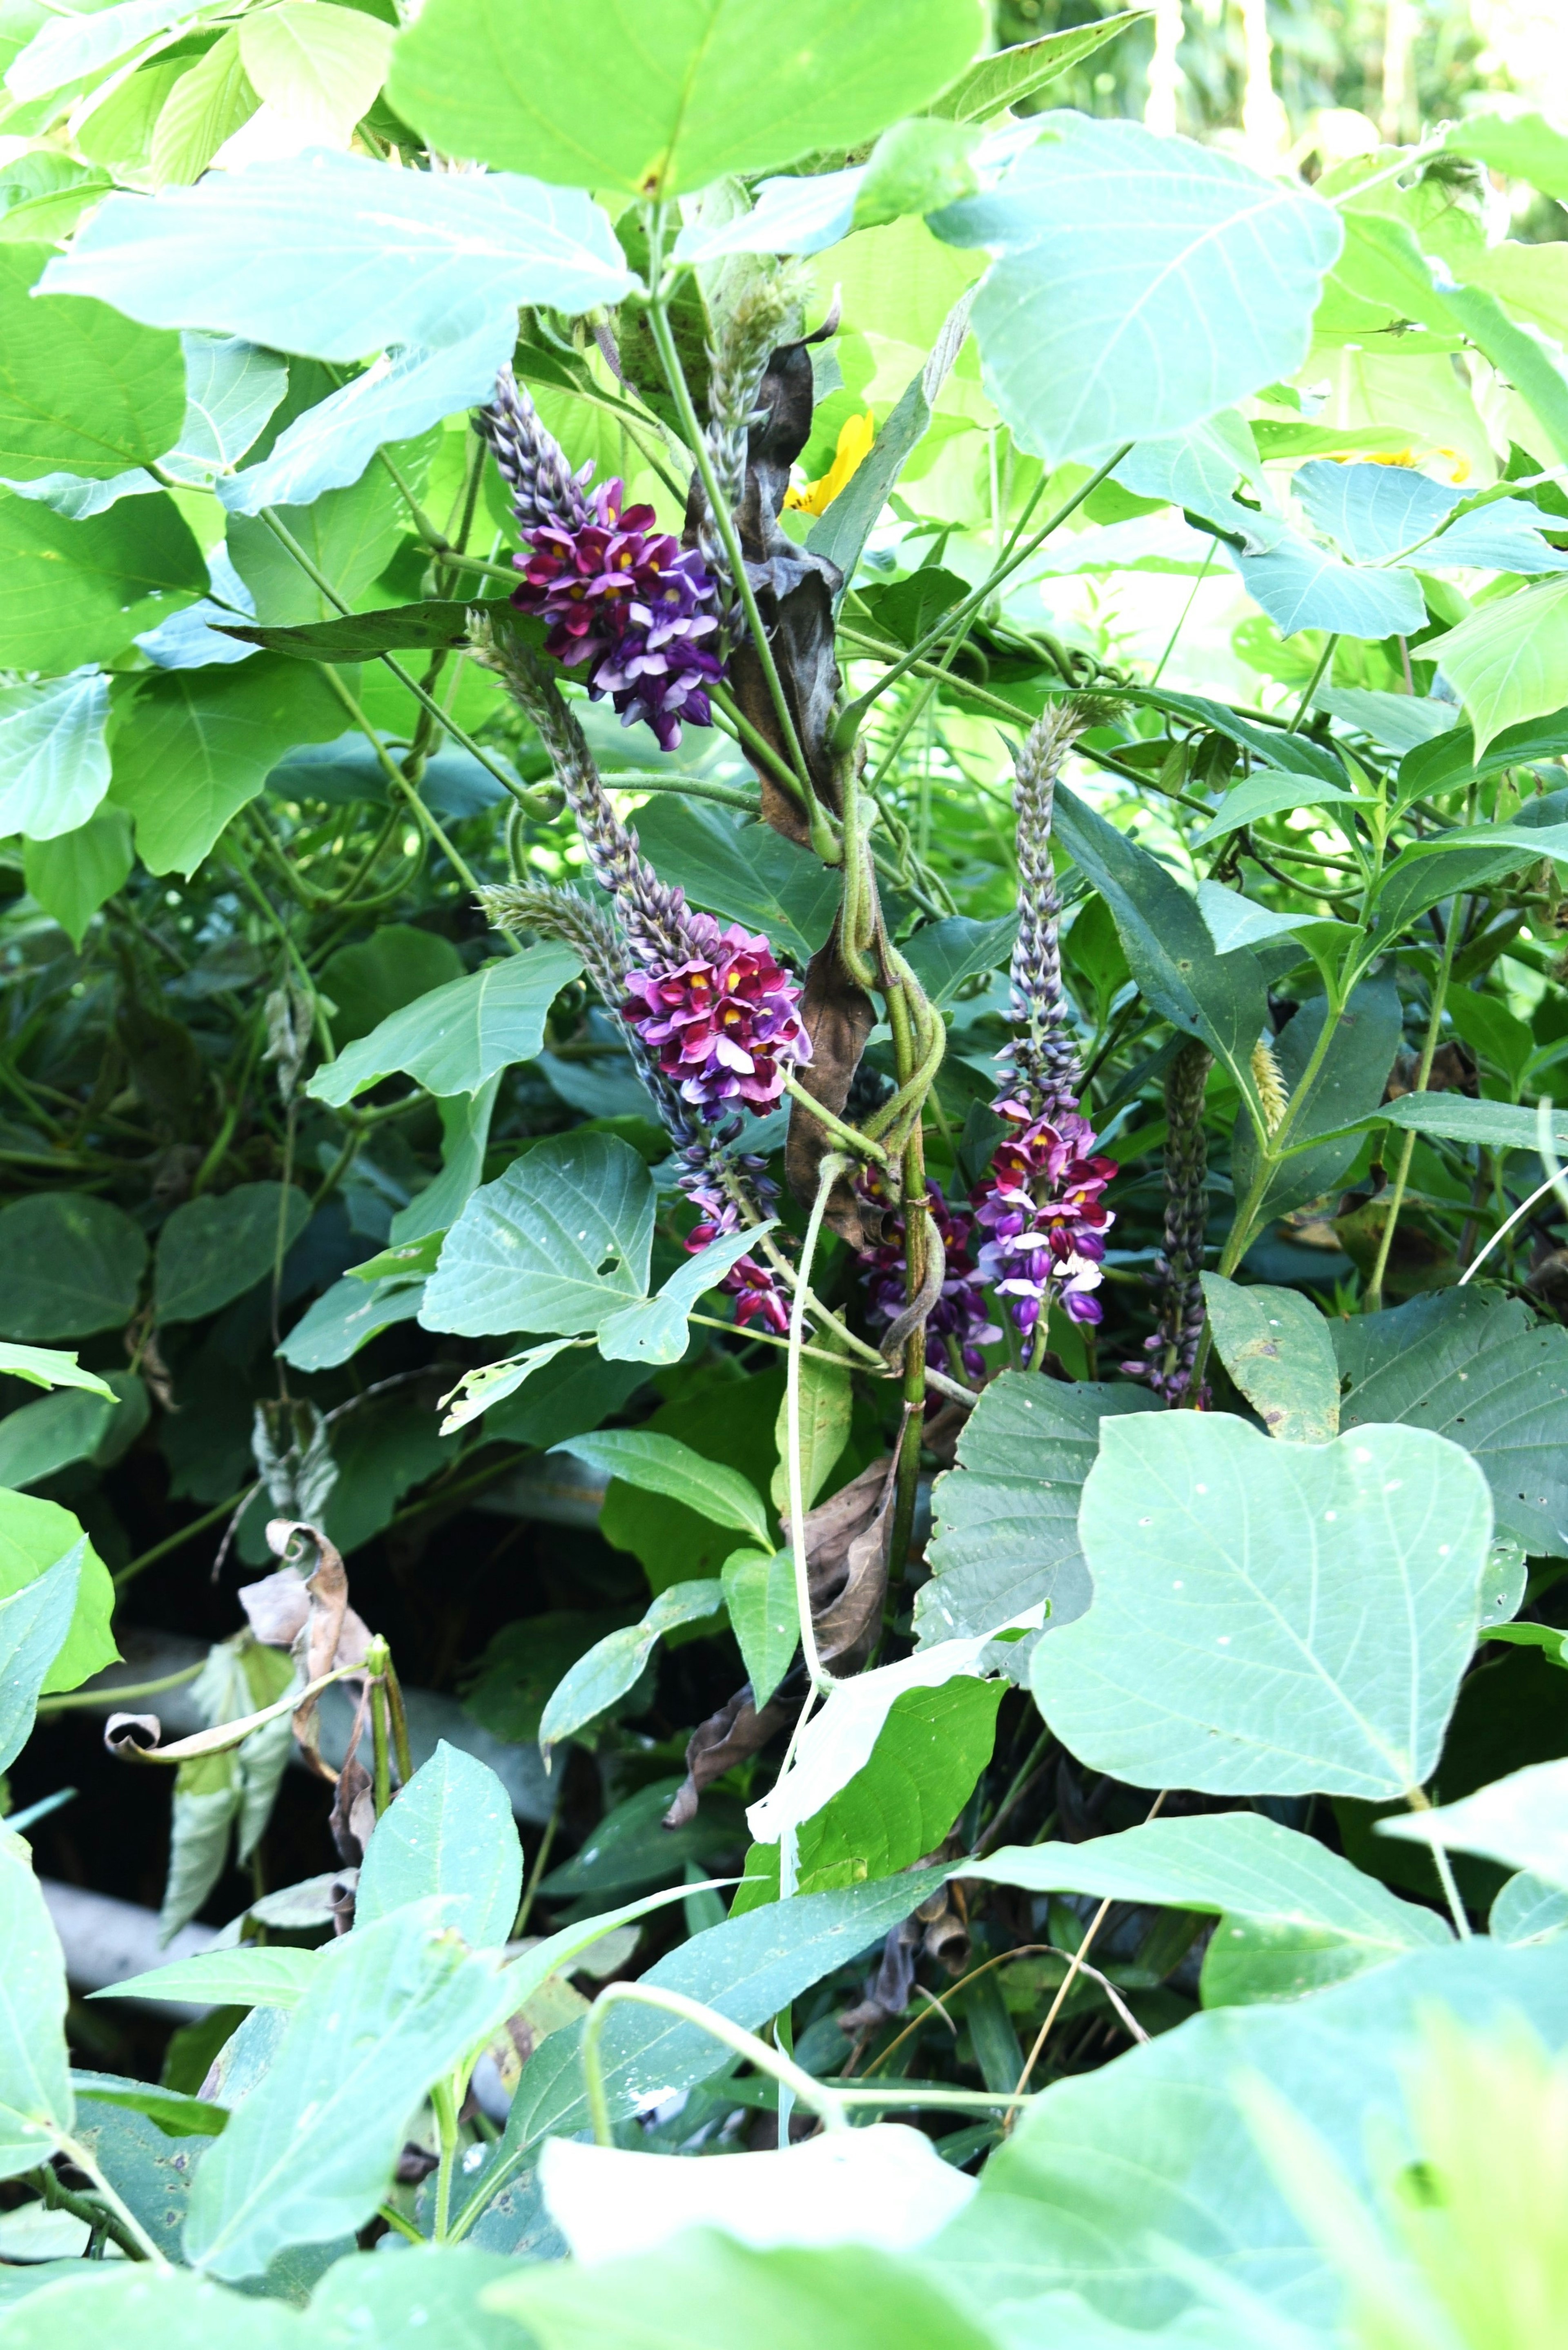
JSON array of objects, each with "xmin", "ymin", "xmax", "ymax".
[
  {"xmin": 971, "ymin": 1098, "xmax": 1117, "ymax": 1333},
  {"xmin": 621, "ymin": 915, "xmax": 811, "ymax": 1117},
  {"xmin": 861, "ymin": 1180, "xmax": 1000, "ymax": 1377},
  {"xmin": 678, "ymin": 1141, "xmax": 789, "ymax": 1336}
]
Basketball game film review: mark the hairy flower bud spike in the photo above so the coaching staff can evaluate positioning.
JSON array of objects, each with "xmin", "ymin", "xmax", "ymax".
[
  {"xmin": 1252, "ymin": 1035, "xmax": 1290, "ymax": 1133},
  {"xmin": 477, "ymin": 366, "xmax": 593, "ymax": 538},
  {"xmin": 701, "ymin": 262, "xmax": 811, "ymax": 622},
  {"xmin": 476, "ymin": 879, "xmax": 626, "ymax": 1006},
  {"xmin": 1125, "ymin": 1039, "xmax": 1213, "ymax": 1406},
  {"xmin": 1001, "ymin": 696, "xmax": 1119, "ymax": 1125}
]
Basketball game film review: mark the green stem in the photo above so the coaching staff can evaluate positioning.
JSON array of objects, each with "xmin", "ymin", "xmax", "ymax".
[
  {"xmin": 1365, "ymin": 910, "xmax": 1460, "ymax": 1311},
  {"xmin": 112, "ymin": 1486, "xmax": 258, "ymax": 1591},
  {"xmin": 581, "ymin": 1983, "xmax": 847, "ymax": 2147},
  {"xmin": 55, "ymin": 2134, "xmax": 171, "ymax": 2267},
  {"xmin": 1287, "ymin": 634, "xmax": 1337, "ymax": 732},
  {"xmin": 512, "ymin": 1793, "xmax": 561, "ymax": 1938},
  {"xmin": 787, "ymin": 1154, "xmax": 850, "ymax": 1697},
  {"xmin": 37, "ymin": 1660, "xmax": 205, "ymax": 1715},
  {"xmin": 432, "ymin": 2079, "xmax": 460, "ymax": 2239},
  {"xmin": 781, "ymin": 1070, "xmax": 888, "ymax": 1164}
]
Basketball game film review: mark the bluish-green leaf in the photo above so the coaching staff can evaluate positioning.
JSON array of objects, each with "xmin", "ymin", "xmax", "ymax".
[
  {"xmin": 1379, "ymin": 1759, "xmax": 1568, "ymax": 1890},
  {"xmin": 931, "ymin": 114, "xmax": 1341, "ymax": 462},
  {"xmin": 308, "ymin": 943, "xmax": 581, "ymax": 1106},
  {"xmin": 0, "ymin": 670, "xmax": 111, "ymax": 843},
  {"xmin": 420, "ymin": 1134, "xmax": 655, "ymax": 1338},
  {"xmin": 1031, "ymin": 1414, "xmax": 1493, "ymax": 1798},
  {"xmin": 155, "ymin": 1183, "xmax": 311, "ymax": 1325},
  {"xmin": 276, "ymin": 1276, "xmax": 425, "ymax": 1374},
  {"xmin": 0, "ymin": 489, "xmax": 206, "ymax": 675},
  {"xmin": 538, "ymin": 1579, "xmax": 725, "ymax": 1754},
  {"xmin": 597, "ymin": 1223, "xmax": 777, "ymax": 1366},
  {"xmin": 0, "ymin": 1195, "xmax": 147, "ymax": 1343},
  {"xmin": 356, "ymin": 1742, "xmax": 522, "ymax": 1950},
  {"xmin": 0, "ymin": 1542, "xmax": 82, "ymax": 1776},
  {"xmin": 0, "ymin": 1825, "xmax": 72, "ymax": 2180}
]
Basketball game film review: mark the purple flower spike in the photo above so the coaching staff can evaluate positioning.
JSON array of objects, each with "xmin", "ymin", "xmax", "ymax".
[
  {"xmin": 861, "ymin": 1182, "xmax": 1001, "ymax": 1378},
  {"xmin": 971, "ymin": 1103, "xmax": 1117, "ymax": 1336},
  {"xmin": 622, "ymin": 914, "xmax": 811, "ymax": 1117},
  {"xmin": 677, "ymin": 1142, "xmax": 790, "ymax": 1335},
  {"xmin": 509, "ymin": 475, "xmax": 725, "ymax": 752}
]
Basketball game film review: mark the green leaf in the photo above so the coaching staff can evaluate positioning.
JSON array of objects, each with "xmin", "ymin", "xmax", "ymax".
[
  {"xmin": 388, "ymin": 0, "xmax": 987, "ymax": 199},
  {"xmin": 926, "ymin": 1939, "xmax": 1567, "ymax": 2332},
  {"xmin": 311, "ymin": 2247, "xmax": 526, "ymax": 2347},
  {"xmin": 789, "ymin": 1675, "xmax": 1004, "ymax": 1897},
  {"xmin": 493, "ymin": 2235, "xmax": 996, "ymax": 2350},
  {"xmin": 0, "ymin": 1389, "xmax": 116, "ymax": 1490},
  {"xmin": 0, "ymin": 1495, "xmax": 113, "ymax": 1696},
  {"xmin": 630, "ymin": 798, "xmax": 838, "ymax": 964},
  {"xmin": 421, "ymin": 1134, "xmax": 655, "ymax": 1339},
  {"xmin": 0, "ymin": 244, "xmax": 185, "ymax": 483},
  {"xmin": 0, "ymin": 2270, "xmax": 292, "ymax": 2341},
  {"xmin": 0, "ymin": 488, "xmax": 205, "ymax": 673},
  {"xmin": 971, "ymin": 1811, "xmax": 1448, "ymax": 2001},
  {"xmin": 1490, "ymin": 1870, "xmax": 1568, "ymax": 1946},
  {"xmin": 720, "ymin": 1547, "xmax": 797, "ymax": 1711},
  {"xmin": 1373, "ymin": 1092, "xmax": 1568, "ymax": 1157},
  {"xmin": 0, "ymin": 670, "xmax": 112, "ymax": 844},
  {"xmin": 596, "ymin": 1223, "xmax": 778, "ymax": 1367},
  {"xmin": 927, "ymin": 10, "xmax": 1149, "ymax": 120},
  {"xmin": 459, "ymin": 1871, "xmax": 951, "ymax": 2218},
  {"xmin": 155, "ymin": 1183, "xmax": 311, "ymax": 1325},
  {"xmin": 1200, "ymin": 1276, "xmax": 1339, "ymax": 1443},
  {"xmin": 184, "ymin": 1910, "xmax": 513, "ymax": 2281},
  {"xmin": 109, "ymin": 658, "xmax": 349, "ymax": 878},
  {"xmin": 223, "ymin": 595, "xmax": 517, "ymax": 664},
  {"xmin": 226, "ymin": 461, "xmax": 413, "ymax": 628},
  {"xmin": 308, "ymin": 943, "xmax": 580, "ymax": 1107},
  {"xmin": 0, "ymin": 1345, "xmax": 113, "ymax": 1398},
  {"xmin": 276, "ymin": 1275, "xmax": 426, "ymax": 1374},
  {"xmin": 1229, "ymin": 977, "xmax": 1403, "ymax": 1227},
  {"xmin": 771, "ymin": 1349, "xmax": 851, "ymax": 1516},
  {"xmin": 1051, "ymin": 781, "xmax": 1270, "ymax": 1113},
  {"xmin": 1379, "ymin": 1759, "xmax": 1568, "ymax": 1890},
  {"xmin": 1196, "ymin": 882, "xmax": 1350, "ymax": 959},
  {"xmin": 0, "ymin": 1195, "xmax": 147, "ymax": 1343},
  {"xmin": 1423, "ymin": 580, "xmax": 1568, "ymax": 760},
  {"xmin": 436, "ymin": 1338, "xmax": 580, "ymax": 1436},
  {"xmin": 1229, "ymin": 525, "xmax": 1425, "ymax": 643},
  {"xmin": 918, "ymin": 1369, "xmax": 1157, "ymax": 1645},
  {"xmin": 319, "ymin": 923, "xmax": 466, "ymax": 1045},
  {"xmin": 1447, "ymin": 110, "xmax": 1568, "ymax": 201},
  {"xmin": 1334, "ymin": 1287, "xmax": 1568, "ymax": 1560},
  {"xmin": 931, "ymin": 115, "xmax": 1341, "ymax": 463},
  {"xmin": 149, "ymin": 29, "xmax": 259, "ymax": 188},
  {"xmin": 0, "ymin": 1542, "xmax": 82, "ymax": 1775},
  {"xmin": 558, "ymin": 1432, "xmax": 770, "ymax": 1549},
  {"xmin": 538, "ymin": 1579, "xmax": 725, "ymax": 1754},
  {"xmin": 70, "ymin": 2072, "xmax": 226, "ymax": 2138},
  {"xmin": 41, "ymin": 153, "xmax": 636, "ymax": 357},
  {"xmin": 238, "ymin": 3, "xmax": 392, "ymax": 147},
  {"xmin": 1031, "ymin": 1414, "xmax": 1494, "ymax": 1798},
  {"xmin": 538, "ymin": 1781, "xmax": 745, "ymax": 1903},
  {"xmin": 94, "ymin": 1946, "xmax": 321, "ymax": 2013},
  {"xmin": 898, "ymin": 912, "xmax": 1018, "ymax": 1007},
  {"xmin": 6, "ymin": 0, "xmax": 207, "ymax": 100},
  {"xmin": 0, "ymin": 1825, "xmax": 72, "ymax": 2179},
  {"xmin": 24, "ymin": 806, "xmax": 134, "ymax": 951},
  {"xmin": 356, "ymin": 1742, "xmax": 522, "ymax": 1950}
]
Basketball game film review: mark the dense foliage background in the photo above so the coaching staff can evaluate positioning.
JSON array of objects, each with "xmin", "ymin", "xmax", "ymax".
[{"xmin": 2, "ymin": 0, "xmax": 1568, "ymax": 2343}]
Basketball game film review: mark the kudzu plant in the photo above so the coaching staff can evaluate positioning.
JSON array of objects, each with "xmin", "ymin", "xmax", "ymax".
[{"xmin": 1, "ymin": 0, "xmax": 1568, "ymax": 2343}]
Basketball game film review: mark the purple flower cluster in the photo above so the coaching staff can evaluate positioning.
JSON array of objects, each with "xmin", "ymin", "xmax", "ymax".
[
  {"xmin": 621, "ymin": 914, "xmax": 811, "ymax": 1117},
  {"xmin": 510, "ymin": 475, "xmax": 724, "ymax": 753},
  {"xmin": 679, "ymin": 1141, "xmax": 789, "ymax": 1337},
  {"xmin": 971, "ymin": 1098, "xmax": 1116, "ymax": 1335},
  {"xmin": 860, "ymin": 1181, "xmax": 1000, "ymax": 1377}
]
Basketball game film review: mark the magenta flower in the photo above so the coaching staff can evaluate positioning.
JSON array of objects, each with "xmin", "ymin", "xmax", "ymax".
[
  {"xmin": 971, "ymin": 1099, "xmax": 1116, "ymax": 1334},
  {"xmin": 622, "ymin": 914, "xmax": 811, "ymax": 1117},
  {"xmin": 860, "ymin": 1181, "xmax": 1001, "ymax": 1377},
  {"xmin": 510, "ymin": 476, "xmax": 724, "ymax": 751}
]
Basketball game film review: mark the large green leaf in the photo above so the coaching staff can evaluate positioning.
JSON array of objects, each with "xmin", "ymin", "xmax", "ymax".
[
  {"xmin": 931, "ymin": 114, "xmax": 1341, "ymax": 463},
  {"xmin": 184, "ymin": 1909, "xmax": 512, "ymax": 2281},
  {"xmin": 0, "ymin": 1541, "xmax": 82, "ymax": 1774},
  {"xmin": 496, "ymin": 2236, "xmax": 997, "ymax": 2350},
  {"xmin": 388, "ymin": 0, "xmax": 986, "ymax": 199},
  {"xmin": 275, "ymin": 1274, "xmax": 426, "ymax": 1373},
  {"xmin": 1334, "ymin": 1288, "xmax": 1568, "ymax": 1560},
  {"xmin": 1051, "ymin": 782, "xmax": 1269, "ymax": 1113},
  {"xmin": 925, "ymin": 1940, "xmax": 1568, "ymax": 2335},
  {"xmin": 155, "ymin": 1183, "xmax": 312, "ymax": 1325},
  {"xmin": 917, "ymin": 1370, "xmax": 1157, "ymax": 1645},
  {"xmin": 0, "ymin": 669, "xmax": 111, "ymax": 842},
  {"xmin": 0, "ymin": 488, "xmax": 205, "ymax": 673},
  {"xmin": 318, "ymin": 924, "xmax": 466, "ymax": 1045},
  {"xmin": 0, "ymin": 1494, "xmax": 114, "ymax": 1695},
  {"xmin": 971, "ymin": 1811, "xmax": 1449, "ymax": 2004},
  {"xmin": 452, "ymin": 1869, "xmax": 951, "ymax": 2228},
  {"xmin": 0, "ymin": 1825, "xmax": 72, "ymax": 2180},
  {"xmin": 0, "ymin": 1195, "xmax": 147, "ymax": 1342},
  {"xmin": 109, "ymin": 658, "xmax": 349, "ymax": 877},
  {"xmin": 596, "ymin": 1223, "xmax": 778, "ymax": 1367},
  {"xmin": 0, "ymin": 1388, "xmax": 116, "ymax": 1490},
  {"xmin": 1380, "ymin": 1759, "xmax": 1568, "ymax": 1890},
  {"xmin": 558, "ymin": 1432, "xmax": 771, "ymax": 1548},
  {"xmin": 0, "ymin": 2270, "xmax": 292, "ymax": 2344},
  {"xmin": 41, "ymin": 153, "xmax": 636, "ymax": 357},
  {"xmin": 308, "ymin": 944, "xmax": 581, "ymax": 1106},
  {"xmin": 721, "ymin": 1547, "xmax": 798, "ymax": 1710},
  {"xmin": 420, "ymin": 1134, "xmax": 655, "ymax": 1338},
  {"xmin": 899, "ymin": 912, "xmax": 1018, "ymax": 1007},
  {"xmin": 1423, "ymin": 580, "xmax": 1568, "ymax": 760},
  {"xmin": 630, "ymin": 798, "xmax": 839, "ymax": 964},
  {"xmin": 1031, "ymin": 1414, "xmax": 1493, "ymax": 1798},
  {"xmin": 238, "ymin": 2, "xmax": 392, "ymax": 146},
  {"xmin": 1200, "ymin": 1276, "xmax": 1339, "ymax": 1444},
  {"xmin": 356, "ymin": 1743, "xmax": 523, "ymax": 1951},
  {"xmin": 24, "ymin": 805, "xmax": 134, "ymax": 950},
  {"xmin": 312, "ymin": 2247, "xmax": 525, "ymax": 2348},
  {"xmin": 69, "ymin": 2097, "xmax": 205, "ymax": 2267},
  {"xmin": 0, "ymin": 244, "xmax": 185, "ymax": 483},
  {"xmin": 537, "ymin": 1579, "xmax": 724, "ymax": 1755},
  {"xmin": 1372, "ymin": 1093, "xmax": 1568, "ymax": 1157}
]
